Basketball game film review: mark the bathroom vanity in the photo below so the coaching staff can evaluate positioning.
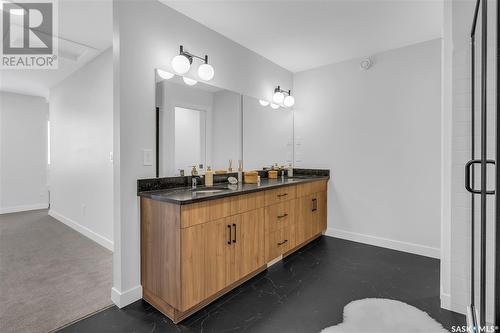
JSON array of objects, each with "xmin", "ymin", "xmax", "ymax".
[{"xmin": 138, "ymin": 174, "xmax": 328, "ymax": 323}]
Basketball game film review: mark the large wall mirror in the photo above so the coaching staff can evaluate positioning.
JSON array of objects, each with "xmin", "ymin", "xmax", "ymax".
[
  {"xmin": 155, "ymin": 69, "xmax": 294, "ymax": 178},
  {"xmin": 156, "ymin": 72, "xmax": 242, "ymax": 177},
  {"xmin": 242, "ymin": 95, "xmax": 294, "ymax": 170}
]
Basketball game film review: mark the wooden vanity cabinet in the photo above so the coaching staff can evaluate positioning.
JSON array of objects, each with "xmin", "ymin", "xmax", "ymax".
[{"xmin": 140, "ymin": 179, "xmax": 328, "ymax": 323}]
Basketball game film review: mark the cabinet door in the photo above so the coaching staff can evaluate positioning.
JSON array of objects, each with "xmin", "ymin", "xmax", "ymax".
[
  {"xmin": 235, "ymin": 208, "xmax": 265, "ymax": 280},
  {"xmin": 296, "ymin": 196, "xmax": 313, "ymax": 245},
  {"xmin": 180, "ymin": 223, "xmax": 206, "ymax": 310},
  {"xmin": 312, "ymin": 191, "xmax": 327, "ymax": 235},
  {"xmin": 204, "ymin": 218, "xmax": 232, "ymax": 298},
  {"xmin": 181, "ymin": 217, "xmax": 233, "ymax": 310}
]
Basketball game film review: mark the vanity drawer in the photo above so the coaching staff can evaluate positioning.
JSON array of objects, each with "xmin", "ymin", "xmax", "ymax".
[
  {"xmin": 265, "ymin": 201, "xmax": 294, "ymax": 232},
  {"xmin": 180, "ymin": 198, "xmax": 231, "ymax": 228},
  {"xmin": 230, "ymin": 192, "xmax": 265, "ymax": 215},
  {"xmin": 265, "ymin": 185, "xmax": 296, "ymax": 206},
  {"xmin": 265, "ymin": 201, "xmax": 295, "ymax": 261},
  {"xmin": 296, "ymin": 180, "xmax": 327, "ymax": 197}
]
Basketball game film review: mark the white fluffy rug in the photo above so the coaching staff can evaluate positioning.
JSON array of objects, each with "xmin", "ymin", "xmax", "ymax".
[{"xmin": 321, "ymin": 298, "xmax": 449, "ymax": 333}]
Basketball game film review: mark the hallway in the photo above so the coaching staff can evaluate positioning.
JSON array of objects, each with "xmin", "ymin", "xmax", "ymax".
[{"xmin": 0, "ymin": 210, "xmax": 112, "ymax": 333}]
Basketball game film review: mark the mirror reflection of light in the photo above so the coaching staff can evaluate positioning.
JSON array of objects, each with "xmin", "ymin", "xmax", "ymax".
[
  {"xmin": 156, "ymin": 69, "xmax": 174, "ymax": 80},
  {"xmin": 259, "ymin": 100, "xmax": 270, "ymax": 107},
  {"xmin": 183, "ymin": 77, "xmax": 198, "ymax": 86}
]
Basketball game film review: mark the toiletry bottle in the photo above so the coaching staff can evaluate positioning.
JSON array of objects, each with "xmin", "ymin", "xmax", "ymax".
[
  {"xmin": 191, "ymin": 165, "xmax": 198, "ymax": 176},
  {"xmin": 228, "ymin": 159, "xmax": 233, "ymax": 172},
  {"xmin": 257, "ymin": 175, "xmax": 261, "ymax": 186},
  {"xmin": 205, "ymin": 166, "xmax": 213, "ymax": 187},
  {"xmin": 237, "ymin": 160, "xmax": 243, "ymax": 184},
  {"xmin": 287, "ymin": 164, "xmax": 293, "ymax": 178}
]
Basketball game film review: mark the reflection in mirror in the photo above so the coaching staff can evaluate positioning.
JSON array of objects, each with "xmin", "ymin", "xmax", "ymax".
[
  {"xmin": 242, "ymin": 95, "xmax": 294, "ymax": 170},
  {"xmin": 174, "ymin": 107, "xmax": 206, "ymax": 172},
  {"xmin": 156, "ymin": 71, "xmax": 242, "ymax": 177}
]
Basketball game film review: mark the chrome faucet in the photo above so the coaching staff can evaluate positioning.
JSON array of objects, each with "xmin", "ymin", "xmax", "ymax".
[{"xmin": 192, "ymin": 177, "xmax": 197, "ymax": 189}]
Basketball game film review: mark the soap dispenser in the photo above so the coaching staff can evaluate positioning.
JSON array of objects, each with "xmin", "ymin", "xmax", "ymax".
[{"xmin": 205, "ymin": 166, "xmax": 213, "ymax": 187}]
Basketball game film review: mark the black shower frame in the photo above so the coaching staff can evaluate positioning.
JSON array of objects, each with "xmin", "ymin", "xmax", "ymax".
[{"xmin": 467, "ymin": 0, "xmax": 499, "ymax": 328}]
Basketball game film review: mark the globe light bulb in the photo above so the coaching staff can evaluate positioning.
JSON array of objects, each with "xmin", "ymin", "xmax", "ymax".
[
  {"xmin": 273, "ymin": 91, "xmax": 285, "ymax": 104},
  {"xmin": 171, "ymin": 54, "xmax": 191, "ymax": 74},
  {"xmin": 283, "ymin": 95, "xmax": 295, "ymax": 107},
  {"xmin": 198, "ymin": 63, "xmax": 214, "ymax": 81},
  {"xmin": 259, "ymin": 100, "xmax": 270, "ymax": 106},
  {"xmin": 183, "ymin": 77, "xmax": 198, "ymax": 86}
]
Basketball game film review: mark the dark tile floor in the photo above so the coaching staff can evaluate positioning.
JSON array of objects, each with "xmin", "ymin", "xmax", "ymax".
[{"xmin": 58, "ymin": 237, "xmax": 465, "ymax": 333}]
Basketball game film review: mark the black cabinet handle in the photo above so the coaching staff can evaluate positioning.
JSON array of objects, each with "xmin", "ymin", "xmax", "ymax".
[
  {"xmin": 277, "ymin": 239, "xmax": 288, "ymax": 246},
  {"xmin": 312, "ymin": 198, "xmax": 318, "ymax": 211},
  {"xmin": 227, "ymin": 225, "xmax": 231, "ymax": 244},
  {"xmin": 465, "ymin": 159, "xmax": 495, "ymax": 194},
  {"xmin": 277, "ymin": 193, "xmax": 288, "ymax": 198},
  {"xmin": 232, "ymin": 223, "xmax": 237, "ymax": 243},
  {"xmin": 277, "ymin": 213, "xmax": 288, "ymax": 219}
]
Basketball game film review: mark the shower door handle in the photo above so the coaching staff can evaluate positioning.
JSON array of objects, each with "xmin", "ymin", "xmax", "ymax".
[{"xmin": 465, "ymin": 159, "xmax": 496, "ymax": 194}]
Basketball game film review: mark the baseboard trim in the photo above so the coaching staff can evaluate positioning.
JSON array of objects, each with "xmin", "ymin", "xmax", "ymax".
[
  {"xmin": 325, "ymin": 227, "xmax": 440, "ymax": 259},
  {"xmin": 440, "ymin": 292, "xmax": 452, "ymax": 310},
  {"xmin": 0, "ymin": 203, "xmax": 48, "ymax": 214},
  {"xmin": 48, "ymin": 209, "xmax": 113, "ymax": 251},
  {"xmin": 111, "ymin": 285, "xmax": 143, "ymax": 308}
]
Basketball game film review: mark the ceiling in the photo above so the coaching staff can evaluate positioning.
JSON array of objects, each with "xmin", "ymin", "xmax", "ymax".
[
  {"xmin": 0, "ymin": 0, "xmax": 112, "ymax": 99},
  {"xmin": 161, "ymin": 0, "xmax": 443, "ymax": 73}
]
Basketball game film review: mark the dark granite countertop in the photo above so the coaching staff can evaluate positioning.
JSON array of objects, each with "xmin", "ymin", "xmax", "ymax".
[{"xmin": 138, "ymin": 175, "xmax": 329, "ymax": 205}]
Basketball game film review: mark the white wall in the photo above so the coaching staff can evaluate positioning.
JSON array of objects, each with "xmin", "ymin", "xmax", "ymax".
[
  {"xmin": 293, "ymin": 39, "xmax": 442, "ymax": 258},
  {"xmin": 49, "ymin": 48, "xmax": 113, "ymax": 251},
  {"xmin": 243, "ymin": 95, "xmax": 293, "ymax": 170},
  {"xmin": 0, "ymin": 92, "xmax": 48, "ymax": 213},
  {"xmin": 113, "ymin": 0, "xmax": 292, "ymax": 307},
  {"xmin": 441, "ymin": 0, "xmax": 496, "ymax": 322}
]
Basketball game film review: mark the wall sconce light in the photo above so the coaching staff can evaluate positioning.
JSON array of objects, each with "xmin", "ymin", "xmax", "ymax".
[
  {"xmin": 171, "ymin": 45, "xmax": 215, "ymax": 81},
  {"xmin": 273, "ymin": 86, "xmax": 295, "ymax": 107}
]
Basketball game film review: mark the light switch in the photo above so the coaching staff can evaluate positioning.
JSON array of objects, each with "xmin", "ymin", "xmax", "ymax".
[{"xmin": 143, "ymin": 149, "xmax": 153, "ymax": 166}]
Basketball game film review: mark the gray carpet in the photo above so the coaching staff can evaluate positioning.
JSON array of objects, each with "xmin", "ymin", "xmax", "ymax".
[{"xmin": 0, "ymin": 209, "xmax": 113, "ymax": 333}]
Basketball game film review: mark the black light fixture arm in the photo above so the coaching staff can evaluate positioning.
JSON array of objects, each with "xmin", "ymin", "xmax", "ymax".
[
  {"xmin": 274, "ymin": 85, "xmax": 292, "ymax": 96},
  {"xmin": 179, "ymin": 45, "xmax": 209, "ymax": 64}
]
